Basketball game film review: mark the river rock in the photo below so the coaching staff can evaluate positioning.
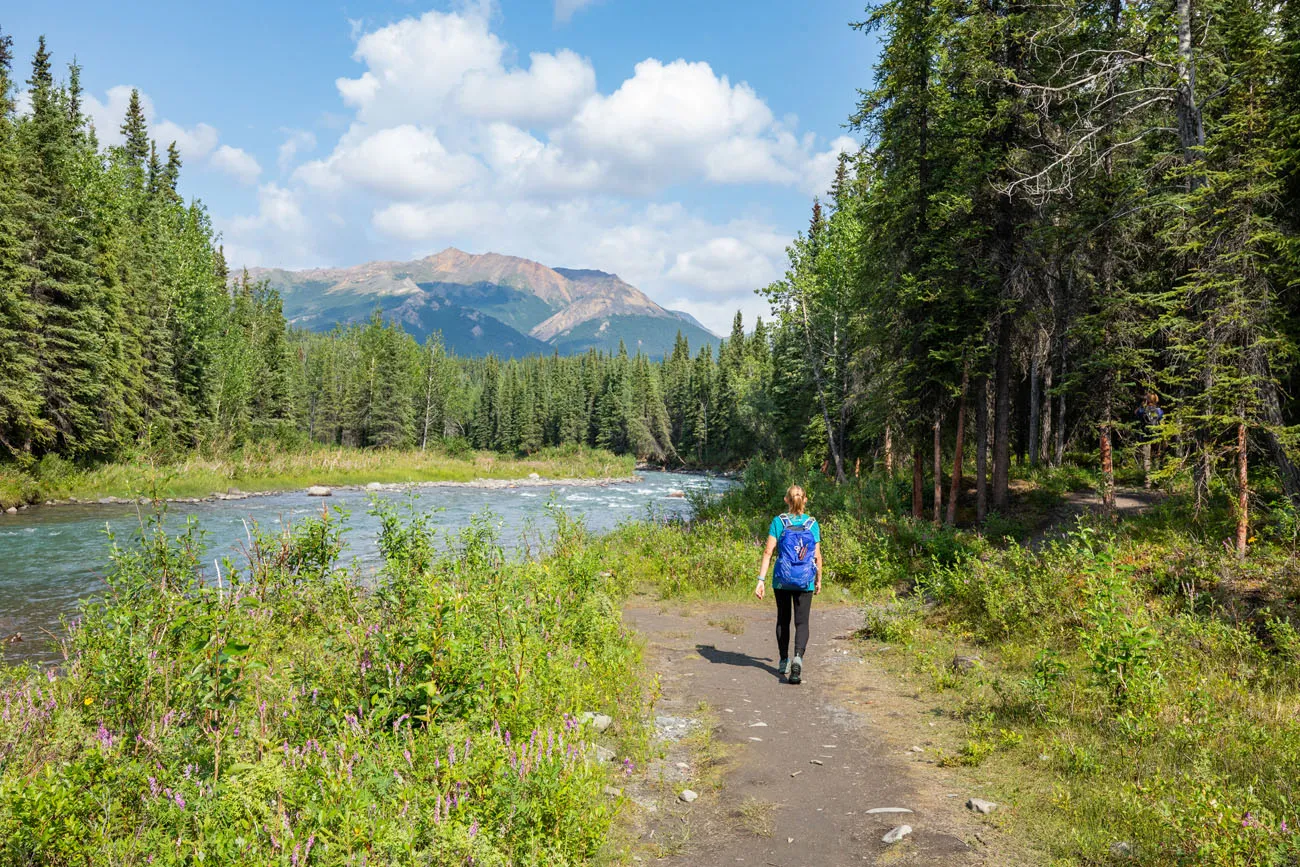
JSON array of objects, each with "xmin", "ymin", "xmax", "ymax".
[
  {"xmin": 679, "ymin": 789, "xmax": 698, "ymax": 803},
  {"xmin": 4, "ymin": 507, "xmax": 16, "ymax": 515},
  {"xmin": 366, "ymin": 482, "xmax": 383, "ymax": 491},
  {"xmin": 882, "ymin": 825, "xmax": 912, "ymax": 844},
  {"xmin": 306, "ymin": 486, "xmax": 332, "ymax": 497},
  {"xmin": 967, "ymin": 798, "xmax": 998, "ymax": 814},
  {"xmin": 667, "ymin": 489, "xmax": 685, "ymax": 498},
  {"xmin": 580, "ymin": 711, "xmax": 613, "ymax": 733},
  {"xmin": 528, "ymin": 472, "xmax": 541, "ymax": 480}
]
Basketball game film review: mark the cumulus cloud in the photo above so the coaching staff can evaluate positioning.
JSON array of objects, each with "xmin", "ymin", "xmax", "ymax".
[
  {"xmin": 82, "ymin": 85, "xmax": 220, "ymax": 161},
  {"xmin": 555, "ymin": 0, "xmax": 601, "ymax": 22},
  {"xmin": 295, "ymin": 125, "xmax": 481, "ymax": 199},
  {"xmin": 278, "ymin": 129, "xmax": 317, "ymax": 172},
  {"xmin": 210, "ymin": 145, "xmax": 262, "ymax": 185},
  {"xmin": 221, "ymin": 2, "xmax": 859, "ymax": 334},
  {"xmin": 668, "ymin": 236, "xmax": 786, "ymax": 295}
]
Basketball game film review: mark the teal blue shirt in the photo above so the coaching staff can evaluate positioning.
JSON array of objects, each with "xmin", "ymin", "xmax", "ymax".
[{"xmin": 767, "ymin": 513, "xmax": 821, "ymax": 544}]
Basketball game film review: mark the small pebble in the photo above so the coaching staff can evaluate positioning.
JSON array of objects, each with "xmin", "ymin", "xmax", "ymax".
[
  {"xmin": 679, "ymin": 789, "xmax": 698, "ymax": 803},
  {"xmin": 882, "ymin": 825, "xmax": 912, "ymax": 844},
  {"xmin": 810, "ymin": 759, "xmax": 824, "ymax": 765}
]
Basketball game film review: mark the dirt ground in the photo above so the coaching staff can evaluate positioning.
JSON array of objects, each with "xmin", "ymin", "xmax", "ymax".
[{"xmin": 619, "ymin": 600, "xmax": 1042, "ymax": 866}]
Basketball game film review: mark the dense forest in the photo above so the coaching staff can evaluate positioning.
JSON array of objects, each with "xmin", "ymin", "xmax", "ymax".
[
  {"xmin": 760, "ymin": 0, "xmax": 1300, "ymax": 551},
  {"xmin": 4, "ymin": 0, "xmax": 1300, "ymax": 549}
]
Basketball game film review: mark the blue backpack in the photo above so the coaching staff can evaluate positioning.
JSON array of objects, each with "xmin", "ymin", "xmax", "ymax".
[{"xmin": 773, "ymin": 515, "xmax": 817, "ymax": 590}]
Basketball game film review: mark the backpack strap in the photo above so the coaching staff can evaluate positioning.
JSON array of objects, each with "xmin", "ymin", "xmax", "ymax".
[{"xmin": 780, "ymin": 514, "xmax": 793, "ymax": 529}]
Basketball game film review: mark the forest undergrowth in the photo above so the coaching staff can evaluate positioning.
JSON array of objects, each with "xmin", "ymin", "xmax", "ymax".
[
  {"xmin": 0, "ymin": 444, "xmax": 634, "ymax": 509},
  {"xmin": 0, "ymin": 500, "xmax": 649, "ymax": 866},
  {"xmin": 599, "ymin": 458, "xmax": 1300, "ymax": 866}
]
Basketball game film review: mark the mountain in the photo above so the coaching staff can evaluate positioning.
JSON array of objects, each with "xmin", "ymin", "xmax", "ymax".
[{"xmin": 242, "ymin": 249, "xmax": 718, "ymax": 359}]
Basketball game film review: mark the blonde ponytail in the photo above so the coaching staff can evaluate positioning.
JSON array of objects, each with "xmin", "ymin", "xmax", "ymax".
[{"xmin": 784, "ymin": 484, "xmax": 808, "ymax": 515}]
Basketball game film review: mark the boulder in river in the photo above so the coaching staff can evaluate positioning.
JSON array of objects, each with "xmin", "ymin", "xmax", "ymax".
[
  {"xmin": 667, "ymin": 489, "xmax": 685, "ymax": 498},
  {"xmin": 306, "ymin": 486, "xmax": 333, "ymax": 497},
  {"xmin": 4, "ymin": 507, "xmax": 16, "ymax": 515}
]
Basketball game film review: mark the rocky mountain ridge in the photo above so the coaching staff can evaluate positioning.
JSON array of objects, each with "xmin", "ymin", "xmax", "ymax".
[{"xmin": 242, "ymin": 248, "xmax": 716, "ymax": 358}]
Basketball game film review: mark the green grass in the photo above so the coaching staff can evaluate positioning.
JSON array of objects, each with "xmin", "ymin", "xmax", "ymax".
[
  {"xmin": 0, "ymin": 500, "xmax": 651, "ymax": 865},
  {"xmin": 0, "ymin": 444, "xmax": 634, "ymax": 508},
  {"xmin": 619, "ymin": 458, "xmax": 1300, "ymax": 865}
]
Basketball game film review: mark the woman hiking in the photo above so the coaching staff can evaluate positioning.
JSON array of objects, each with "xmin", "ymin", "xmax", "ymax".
[{"xmin": 754, "ymin": 485, "xmax": 822, "ymax": 684}]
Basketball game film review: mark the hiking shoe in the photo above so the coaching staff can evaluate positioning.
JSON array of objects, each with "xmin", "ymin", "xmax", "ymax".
[
  {"xmin": 778, "ymin": 657, "xmax": 790, "ymax": 676},
  {"xmin": 789, "ymin": 655, "xmax": 803, "ymax": 684}
]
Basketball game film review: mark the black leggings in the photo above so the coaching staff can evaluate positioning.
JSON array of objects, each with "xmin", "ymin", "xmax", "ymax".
[{"xmin": 774, "ymin": 589, "xmax": 813, "ymax": 660}]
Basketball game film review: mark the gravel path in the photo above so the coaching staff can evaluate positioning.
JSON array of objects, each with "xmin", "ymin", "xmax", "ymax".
[{"xmin": 622, "ymin": 601, "xmax": 1033, "ymax": 866}]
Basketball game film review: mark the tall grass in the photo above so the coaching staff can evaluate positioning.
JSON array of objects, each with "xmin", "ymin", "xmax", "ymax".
[
  {"xmin": 0, "ymin": 444, "xmax": 634, "ymax": 508},
  {"xmin": 622, "ymin": 458, "xmax": 1300, "ymax": 865},
  {"xmin": 0, "ymin": 502, "xmax": 646, "ymax": 865}
]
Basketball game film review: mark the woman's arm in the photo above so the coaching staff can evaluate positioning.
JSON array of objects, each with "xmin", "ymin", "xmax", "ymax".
[
  {"xmin": 814, "ymin": 542, "xmax": 823, "ymax": 594},
  {"xmin": 755, "ymin": 535, "xmax": 777, "ymax": 599}
]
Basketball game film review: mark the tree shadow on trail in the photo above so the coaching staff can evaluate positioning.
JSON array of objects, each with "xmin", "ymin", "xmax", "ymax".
[{"xmin": 695, "ymin": 644, "xmax": 780, "ymax": 677}]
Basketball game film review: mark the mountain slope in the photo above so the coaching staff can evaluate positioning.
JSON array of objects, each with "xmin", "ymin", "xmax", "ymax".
[{"xmin": 243, "ymin": 249, "xmax": 718, "ymax": 358}]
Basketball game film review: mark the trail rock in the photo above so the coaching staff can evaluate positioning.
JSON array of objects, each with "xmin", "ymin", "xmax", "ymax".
[
  {"xmin": 603, "ymin": 785, "xmax": 622, "ymax": 798},
  {"xmin": 1110, "ymin": 842, "xmax": 1137, "ymax": 859},
  {"xmin": 951, "ymin": 655, "xmax": 982, "ymax": 673},
  {"xmin": 580, "ymin": 711, "xmax": 613, "ymax": 733},
  {"xmin": 867, "ymin": 807, "xmax": 914, "ymax": 815},
  {"xmin": 679, "ymin": 789, "xmax": 698, "ymax": 803},
  {"xmin": 967, "ymin": 798, "xmax": 998, "ymax": 814},
  {"xmin": 306, "ymin": 486, "xmax": 332, "ymax": 497},
  {"xmin": 592, "ymin": 744, "xmax": 616, "ymax": 762},
  {"xmin": 882, "ymin": 825, "xmax": 912, "ymax": 844}
]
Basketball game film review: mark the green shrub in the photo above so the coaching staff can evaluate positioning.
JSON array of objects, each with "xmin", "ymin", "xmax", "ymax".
[{"xmin": 0, "ymin": 506, "xmax": 644, "ymax": 865}]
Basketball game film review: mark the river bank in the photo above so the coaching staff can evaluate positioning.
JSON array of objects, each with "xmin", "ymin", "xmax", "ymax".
[{"xmin": 0, "ymin": 445, "xmax": 634, "ymax": 510}]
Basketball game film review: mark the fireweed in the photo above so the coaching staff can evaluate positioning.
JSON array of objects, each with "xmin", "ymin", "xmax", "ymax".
[{"xmin": 0, "ymin": 502, "xmax": 645, "ymax": 865}]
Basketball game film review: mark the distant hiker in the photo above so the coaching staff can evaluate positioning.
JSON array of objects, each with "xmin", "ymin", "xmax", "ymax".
[
  {"xmin": 1136, "ymin": 392, "xmax": 1164, "ymax": 489},
  {"xmin": 754, "ymin": 485, "xmax": 822, "ymax": 684}
]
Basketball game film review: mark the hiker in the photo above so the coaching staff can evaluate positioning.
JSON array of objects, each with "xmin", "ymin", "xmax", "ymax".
[
  {"xmin": 754, "ymin": 484, "xmax": 822, "ymax": 684},
  {"xmin": 1136, "ymin": 392, "xmax": 1164, "ymax": 489}
]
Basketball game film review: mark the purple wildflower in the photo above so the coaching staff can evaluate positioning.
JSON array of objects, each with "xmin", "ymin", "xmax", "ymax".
[{"xmin": 469, "ymin": 819, "xmax": 479, "ymax": 839}]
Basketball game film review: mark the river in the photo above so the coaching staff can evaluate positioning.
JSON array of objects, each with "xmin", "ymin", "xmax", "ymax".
[{"xmin": 0, "ymin": 471, "xmax": 724, "ymax": 666}]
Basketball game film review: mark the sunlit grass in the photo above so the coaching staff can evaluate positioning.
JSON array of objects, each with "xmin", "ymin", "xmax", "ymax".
[{"xmin": 0, "ymin": 445, "xmax": 634, "ymax": 507}]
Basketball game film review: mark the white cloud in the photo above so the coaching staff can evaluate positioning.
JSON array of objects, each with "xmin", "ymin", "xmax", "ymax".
[
  {"xmin": 220, "ymin": 4, "xmax": 858, "ymax": 335},
  {"xmin": 224, "ymin": 183, "xmax": 318, "ymax": 268},
  {"xmin": 82, "ymin": 85, "xmax": 218, "ymax": 161},
  {"xmin": 295, "ymin": 125, "xmax": 481, "ymax": 199},
  {"xmin": 668, "ymin": 236, "xmax": 785, "ymax": 295},
  {"xmin": 458, "ymin": 49, "xmax": 595, "ymax": 126},
  {"xmin": 555, "ymin": 0, "xmax": 600, "ymax": 22},
  {"xmin": 278, "ymin": 129, "xmax": 317, "ymax": 172},
  {"xmin": 210, "ymin": 145, "xmax": 262, "ymax": 185}
]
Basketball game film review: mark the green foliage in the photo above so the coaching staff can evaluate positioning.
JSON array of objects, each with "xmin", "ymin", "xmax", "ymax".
[{"xmin": 0, "ymin": 507, "xmax": 646, "ymax": 864}]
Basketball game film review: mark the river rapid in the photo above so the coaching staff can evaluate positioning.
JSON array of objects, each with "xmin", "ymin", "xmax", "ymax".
[{"xmin": 0, "ymin": 471, "xmax": 724, "ymax": 666}]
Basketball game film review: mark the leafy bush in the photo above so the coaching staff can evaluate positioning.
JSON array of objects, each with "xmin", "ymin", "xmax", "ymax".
[{"xmin": 0, "ymin": 505, "xmax": 644, "ymax": 865}]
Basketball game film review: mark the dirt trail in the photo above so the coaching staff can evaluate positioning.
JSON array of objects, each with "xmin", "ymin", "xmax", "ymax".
[{"xmin": 621, "ymin": 601, "xmax": 1032, "ymax": 866}]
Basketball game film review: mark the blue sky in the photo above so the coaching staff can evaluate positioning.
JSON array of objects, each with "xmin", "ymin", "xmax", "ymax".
[{"xmin": 7, "ymin": 1, "xmax": 877, "ymax": 333}]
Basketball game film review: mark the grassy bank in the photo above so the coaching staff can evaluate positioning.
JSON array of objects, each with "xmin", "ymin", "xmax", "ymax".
[
  {"xmin": 0, "ymin": 445, "xmax": 635, "ymax": 508},
  {"xmin": 603, "ymin": 459, "xmax": 1300, "ymax": 866},
  {"xmin": 0, "ymin": 502, "xmax": 648, "ymax": 865}
]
